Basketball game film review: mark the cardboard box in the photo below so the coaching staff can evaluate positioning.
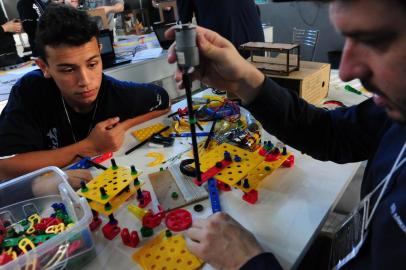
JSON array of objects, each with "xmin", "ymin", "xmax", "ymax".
[{"xmin": 250, "ymin": 56, "xmax": 331, "ymax": 104}]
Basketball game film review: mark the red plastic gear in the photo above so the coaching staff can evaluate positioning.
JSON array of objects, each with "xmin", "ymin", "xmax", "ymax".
[{"xmin": 165, "ymin": 209, "xmax": 192, "ymax": 232}]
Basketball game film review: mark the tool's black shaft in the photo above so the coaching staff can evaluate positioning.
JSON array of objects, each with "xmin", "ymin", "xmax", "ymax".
[
  {"xmin": 77, "ymin": 154, "xmax": 108, "ymax": 170},
  {"xmin": 204, "ymin": 119, "xmax": 217, "ymax": 149},
  {"xmin": 183, "ymin": 72, "xmax": 202, "ymax": 183},
  {"xmin": 124, "ymin": 126, "xmax": 170, "ymax": 155}
]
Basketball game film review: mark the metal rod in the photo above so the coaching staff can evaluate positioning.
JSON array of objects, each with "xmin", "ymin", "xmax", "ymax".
[{"xmin": 183, "ymin": 72, "xmax": 202, "ymax": 183}]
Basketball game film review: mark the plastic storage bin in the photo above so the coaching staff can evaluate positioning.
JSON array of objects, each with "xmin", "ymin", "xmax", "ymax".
[{"xmin": 0, "ymin": 167, "xmax": 95, "ymax": 269}]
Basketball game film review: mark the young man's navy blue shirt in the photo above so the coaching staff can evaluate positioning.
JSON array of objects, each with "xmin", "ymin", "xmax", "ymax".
[
  {"xmin": 241, "ymin": 78, "xmax": 406, "ymax": 270},
  {"xmin": 0, "ymin": 69, "xmax": 169, "ymax": 156}
]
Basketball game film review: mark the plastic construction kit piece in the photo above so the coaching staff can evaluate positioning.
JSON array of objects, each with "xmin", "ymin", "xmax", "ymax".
[
  {"xmin": 171, "ymin": 192, "xmax": 179, "ymax": 199},
  {"xmin": 0, "ymin": 202, "xmax": 77, "ymax": 267},
  {"xmin": 132, "ymin": 123, "xmax": 169, "ymax": 141},
  {"xmin": 282, "ymin": 155, "xmax": 295, "ymax": 168},
  {"xmin": 26, "ymin": 214, "xmax": 41, "ymax": 235},
  {"xmin": 244, "ymin": 153, "xmax": 293, "ymax": 194},
  {"xmin": 194, "ymin": 159, "xmax": 232, "ymax": 185},
  {"xmin": 193, "ymin": 204, "xmax": 204, "ymax": 212},
  {"xmin": 102, "ymin": 222, "xmax": 121, "ymax": 240},
  {"xmin": 208, "ymin": 178, "xmax": 221, "ymax": 213},
  {"xmin": 0, "ymin": 253, "xmax": 13, "ymax": 266},
  {"xmin": 67, "ymin": 239, "xmax": 84, "ymax": 257},
  {"xmin": 132, "ymin": 231, "xmax": 203, "ymax": 270},
  {"xmin": 92, "ymin": 152, "xmax": 113, "ymax": 164},
  {"xmin": 0, "ymin": 222, "xmax": 5, "ymax": 245},
  {"xmin": 242, "ymin": 189, "xmax": 258, "ymax": 204},
  {"xmin": 77, "ymin": 165, "xmax": 142, "ymax": 216},
  {"xmin": 89, "ymin": 212, "xmax": 102, "ymax": 231},
  {"xmin": 146, "ymin": 152, "xmax": 165, "ymax": 167},
  {"xmin": 111, "ymin": 159, "xmax": 118, "ymax": 170},
  {"xmin": 197, "ymin": 143, "xmax": 263, "ymax": 188},
  {"xmin": 121, "ymin": 228, "xmax": 139, "ymax": 248},
  {"xmin": 264, "ymin": 148, "xmax": 281, "ymax": 162},
  {"xmin": 68, "ymin": 157, "xmax": 92, "ymax": 170},
  {"xmin": 45, "ymin": 223, "xmax": 66, "ymax": 234},
  {"xmin": 138, "ymin": 190, "xmax": 152, "ymax": 208},
  {"xmin": 18, "ymin": 238, "xmax": 35, "ymax": 254},
  {"xmin": 142, "ymin": 206, "xmax": 165, "ymax": 229},
  {"xmin": 128, "ymin": 204, "xmax": 149, "ymax": 220},
  {"xmin": 165, "ymin": 209, "xmax": 192, "ymax": 232},
  {"xmin": 197, "ymin": 143, "xmax": 294, "ymax": 195},
  {"xmin": 216, "ymin": 180, "xmax": 231, "ymax": 192},
  {"xmin": 140, "ymin": 226, "xmax": 154, "ymax": 238}
]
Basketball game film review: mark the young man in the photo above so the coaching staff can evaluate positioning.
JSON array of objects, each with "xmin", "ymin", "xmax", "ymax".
[
  {"xmin": 0, "ymin": 5, "xmax": 169, "ymax": 186},
  {"xmin": 167, "ymin": 0, "xmax": 405, "ymax": 269}
]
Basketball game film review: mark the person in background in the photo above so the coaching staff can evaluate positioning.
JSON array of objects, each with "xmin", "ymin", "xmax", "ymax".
[
  {"xmin": 66, "ymin": 0, "xmax": 80, "ymax": 8},
  {"xmin": 151, "ymin": 0, "xmax": 175, "ymax": 23},
  {"xmin": 0, "ymin": 7, "xmax": 22, "ymax": 67},
  {"xmin": 0, "ymin": 5, "xmax": 170, "ymax": 187},
  {"xmin": 166, "ymin": 0, "xmax": 406, "ymax": 269},
  {"xmin": 47, "ymin": 0, "xmax": 79, "ymax": 8},
  {"xmin": 122, "ymin": 3, "xmax": 143, "ymax": 34},
  {"xmin": 17, "ymin": 0, "xmax": 47, "ymax": 57},
  {"xmin": 176, "ymin": 0, "xmax": 264, "ymax": 58},
  {"xmin": 82, "ymin": 0, "xmax": 124, "ymax": 30}
]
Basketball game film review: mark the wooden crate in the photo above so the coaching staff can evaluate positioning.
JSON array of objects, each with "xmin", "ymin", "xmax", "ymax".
[{"xmin": 249, "ymin": 56, "xmax": 331, "ymax": 104}]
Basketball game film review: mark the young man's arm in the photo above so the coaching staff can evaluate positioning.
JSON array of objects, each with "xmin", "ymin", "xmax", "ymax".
[
  {"xmin": 120, "ymin": 108, "xmax": 170, "ymax": 131},
  {"xmin": 1, "ymin": 20, "xmax": 22, "ymax": 35},
  {"xmin": 166, "ymin": 26, "xmax": 387, "ymax": 164},
  {"xmin": 0, "ymin": 106, "xmax": 171, "ymax": 181},
  {"xmin": 97, "ymin": 2, "xmax": 124, "ymax": 15},
  {"xmin": 0, "ymin": 117, "xmax": 123, "ymax": 181}
]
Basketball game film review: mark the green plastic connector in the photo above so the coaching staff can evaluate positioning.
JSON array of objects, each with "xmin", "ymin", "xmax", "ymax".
[
  {"xmin": 140, "ymin": 226, "xmax": 154, "ymax": 238},
  {"xmin": 171, "ymin": 192, "xmax": 179, "ymax": 199},
  {"xmin": 105, "ymin": 203, "xmax": 112, "ymax": 211}
]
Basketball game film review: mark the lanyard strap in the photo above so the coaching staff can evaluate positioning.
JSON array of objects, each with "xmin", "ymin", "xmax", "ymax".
[
  {"xmin": 365, "ymin": 141, "xmax": 406, "ymax": 228},
  {"xmin": 61, "ymin": 95, "xmax": 98, "ymax": 143}
]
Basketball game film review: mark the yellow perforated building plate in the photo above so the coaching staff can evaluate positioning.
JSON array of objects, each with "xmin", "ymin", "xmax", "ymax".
[
  {"xmin": 242, "ymin": 153, "xmax": 292, "ymax": 192},
  {"xmin": 132, "ymin": 231, "xmax": 203, "ymax": 270},
  {"xmin": 199, "ymin": 144, "xmax": 263, "ymax": 187},
  {"xmin": 132, "ymin": 123, "xmax": 171, "ymax": 141},
  {"xmin": 198, "ymin": 143, "xmax": 292, "ymax": 192},
  {"xmin": 77, "ymin": 166, "xmax": 140, "ymax": 204},
  {"xmin": 87, "ymin": 183, "xmax": 141, "ymax": 216}
]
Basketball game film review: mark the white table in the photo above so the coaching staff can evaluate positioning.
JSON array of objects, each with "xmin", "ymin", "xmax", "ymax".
[{"xmin": 83, "ymin": 81, "xmax": 366, "ymax": 269}]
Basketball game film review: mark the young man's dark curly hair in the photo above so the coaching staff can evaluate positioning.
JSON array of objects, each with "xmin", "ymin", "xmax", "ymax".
[{"xmin": 35, "ymin": 4, "xmax": 99, "ymax": 62}]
